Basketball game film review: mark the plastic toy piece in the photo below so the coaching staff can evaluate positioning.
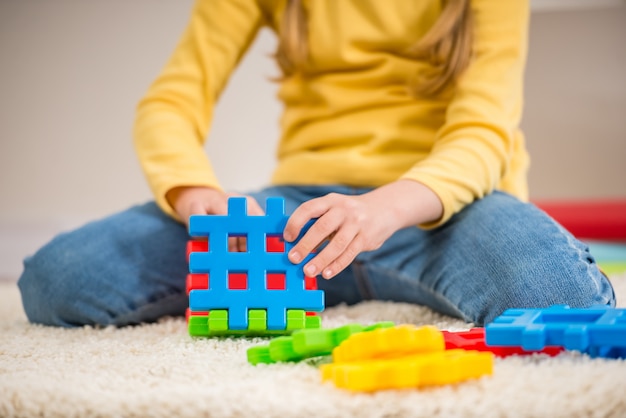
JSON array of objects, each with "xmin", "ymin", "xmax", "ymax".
[
  {"xmin": 321, "ymin": 349, "xmax": 493, "ymax": 392},
  {"xmin": 485, "ymin": 305, "xmax": 626, "ymax": 357},
  {"xmin": 187, "ymin": 197, "xmax": 324, "ymax": 332},
  {"xmin": 186, "ymin": 274, "xmax": 209, "ymax": 293},
  {"xmin": 186, "ymin": 240, "xmax": 208, "ymax": 262},
  {"xmin": 332, "ymin": 325, "xmax": 445, "ymax": 363},
  {"xmin": 189, "ymin": 309, "xmax": 321, "ymax": 337},
  {"xmin": 534, "ymin": 200, "xmax": 626, "ymax": 241},
  {"xmin": 227, "ymin": 273, "xmax": 247, "ymax": 290},
  {"xmin": 188, "ymin": 314, "xmax": 209, "ymax": 336},
  {"xmin": 247, "ymin": 322, "xmax": 395, "ymax": 365},
  {"xmin": 442, "ymin": 328, "xmax": 563, "ymax": 358},
  {"xmin": 248, "ymin": 309, "xmax": 267, "ymax": 331}
]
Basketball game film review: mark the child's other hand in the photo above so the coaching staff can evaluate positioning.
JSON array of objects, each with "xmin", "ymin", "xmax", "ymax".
[
  {"xmin": 283, "ymin": 180, "xmax": 443, "ymax": 280},
  {"xmin": 167, "ymin": 186, "xmax": 263, "ymax": 252}
]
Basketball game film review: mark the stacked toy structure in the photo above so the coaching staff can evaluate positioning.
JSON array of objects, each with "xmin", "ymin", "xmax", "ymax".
[
  {"xmin": 184, "ymin": 196, "xmax": 626, "ymax": 392},
  {"xmin": 185, "ymin": 197, "xmax": 324, "ymax": 336}
]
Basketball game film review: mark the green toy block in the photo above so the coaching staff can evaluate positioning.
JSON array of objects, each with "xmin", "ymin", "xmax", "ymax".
[
  {"xmin": 208, "ymin": 310, "xmax": 229, "ymax": 332},
  {"xmin": 188, "ymin": 315, "xmax": 209, "ymax": 337},
  {"xmin": 269, "ymin": 336, "xmax": 300, "ymax": 362},
  {"xmin": 305, "ymin": 315, "xmax": 322, "ymax": 329},
  {"xmin": 190, "ymin": 310, "xmax": 321, "ymax": 337},
  {"xmin": 286, "ymin": 310, "xmax": 306, "ymax": 330},
  {"xmin": 247, "ymin": 321, "xmax": 395, "ymax": 365},
  {"xmin": 247, "ymin": 346, "xmax": 273, "ymax": 365},
  {"xmin": 248, "ymin": 310, "xmax": 267, "ymax": 331}
]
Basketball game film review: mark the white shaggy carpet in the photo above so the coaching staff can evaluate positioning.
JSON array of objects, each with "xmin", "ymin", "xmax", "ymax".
[{"xmin": 1, "ymin": 274, "xmax": 625, "ymax": 418}]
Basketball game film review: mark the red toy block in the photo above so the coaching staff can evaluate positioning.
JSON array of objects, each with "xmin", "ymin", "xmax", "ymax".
[
  {"xmin": 267, "ymin": 273, "xmax": 286, "ymax": 290},
  {"xmin": 305, "ymin": 275, "xmax": 318, "ymax": 290},
  {"xmin": 442, "ymin": 328, "xmax": 563, "ymax": 358},
  {"xmin": 186, "ymin": 273, "xmax": 209, "ymax": 294},
  {"xmin": 534, "ymin": 200, "xmax": 626, "ymax": 242},
  {"xmin": 186, "ymin": 240, "xmax": 208, "ymax": 262},
  {"xmin": 266, "ymin": 235, "xmax": 285, "ymax": 252},
  {"xmin": 228, "ymin": 272, "xmax": 248, "ymax": 290}
]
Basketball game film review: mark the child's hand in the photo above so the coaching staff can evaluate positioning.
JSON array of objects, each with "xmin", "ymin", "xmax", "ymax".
[
  {"xmin": 167, "ymin": 186, "xmax": 263, "ymax": 252},
  {"xmin": 283, "ymin": 180, "xmax": 443, "ymax": 279}
]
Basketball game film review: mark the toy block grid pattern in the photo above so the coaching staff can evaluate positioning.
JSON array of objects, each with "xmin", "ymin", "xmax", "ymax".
[
  {"xmin": 186, "ymin": 197, "xmax": 325, "ymax": 335},
  {"xmin": 442, "ymin": 328, "xmax": 563, "ymax": 358},
  {"xmin": 485, "ymin": 305, "xmax": 626, "ymax": 358},
  {"xmin": 247, "ymin": 321, "xmax": 395, "ymax": 365},
  {"xmin": 321, "ymin": 325, "xmax": 493, "ymax": 392}
]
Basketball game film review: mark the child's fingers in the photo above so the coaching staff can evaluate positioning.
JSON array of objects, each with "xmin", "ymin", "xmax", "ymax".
[
  {"xmin": 303, "ymin": 224, "xmax": 360, "ymax": 278},
  {"xmin": 288, "ymin": 208, "xmax": 342, "ymax": 265},
  {"xmin": 320, "ymin": 235, "xmax": 364, "ymax": 280},
  {"xmin": 228, "ymin": 236, "xmax": 247, "ymax": 252},
  {"xmin": 284, "ymin": 197, "xmax": 330, "ymax": 243}
]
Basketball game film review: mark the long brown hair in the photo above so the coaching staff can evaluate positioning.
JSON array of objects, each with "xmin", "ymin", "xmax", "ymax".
[{"xmin": 275, "ymin": 0, "xmax": 473, "ymax": 96}]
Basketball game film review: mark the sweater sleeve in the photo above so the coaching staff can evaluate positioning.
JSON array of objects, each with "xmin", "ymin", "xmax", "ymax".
[
  {"xmin": 400, "ymin": 0, "xmax": 529, "ymax": 228},
  {"xmin": 133, "ymin": 0, "xmax": 264, "ymax": 220}
]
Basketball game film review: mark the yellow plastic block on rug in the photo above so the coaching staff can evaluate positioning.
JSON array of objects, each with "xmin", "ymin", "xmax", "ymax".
[
  {"xmin": 332, "ymin": 325, "xmax": 445, "ymax": 363},
  {"xmin": 321, "ymin": 349, "xmax": 493, "ymax": 392}
]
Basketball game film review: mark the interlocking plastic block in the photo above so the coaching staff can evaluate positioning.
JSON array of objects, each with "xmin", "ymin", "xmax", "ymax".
[
  {"xmin": 186, "ymin": 240, "xmax": 208, "ymax": 262},
  {"xmin": 332, "ymin": 325, "xmax": 445, "ymax": 363},
  {"xmin": 186, "ymin": 308, "xmax": 208, "ymax": 322},
  {"xmin": 321, "ymin": 349, "xmax": 493, "ymax": 392},
  {"xmin": 186, "ymin": 273, "xmax": 209, "ymax": 294},
  {"xmin": 304, "ymin": 275, "xmax": 318, "ymax": 290},
  {"xmin": 189, "ymin": 314, "xmax": 209, "ymax": 336},
  {"xmin": 208, "ymin": 310, "xmax": 229, "ymax": 332},
  {"xmin": 247, "ymin": 322, "xmax": 395, "ymax": 365},
  {"xmin": 188, "ymin": 197, "xmax": 324, "ymax": 331},
  {"xmin": 190, "ymin": 309, "xmax": 321, "ymax": 337},
  {"xmin": 485, "ymin": 305, "xmax": 626, "ymax": 357},
  {"xmin": 443, "ymin": 328, "xmax": 563, "ymax": 357},
  {"xmin": 248, "ymin": 309, "xmax": 267, "ymax": 331}
]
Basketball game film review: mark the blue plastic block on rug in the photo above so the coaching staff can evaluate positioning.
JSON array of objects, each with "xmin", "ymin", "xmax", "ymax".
[
  {"xmin": 188, "ymin": 197, "xmax": 324, "ymax": 330},
  {"xmin": 485, "ymin": 305, "xmax": 626, "ymax": 358}
]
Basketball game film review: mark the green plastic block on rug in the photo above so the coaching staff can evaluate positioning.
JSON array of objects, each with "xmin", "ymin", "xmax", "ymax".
[
  {"xmin": 188, "ymin": 315, "xmax": 209, "ymax": 337},
  {"xmin": 248, "ymin": 310, "xmax": 267, "ymax": 331},
  {"xmin": 208, "ymin": 310, "xmax": 229, "ymax": 332},
  {"xmin": 247, "ymin": 321, "xmax": 395, "ymax": 365},
  {"xmin": 188, "ymin": 310, "xmax": 321, "ymax": 337}
]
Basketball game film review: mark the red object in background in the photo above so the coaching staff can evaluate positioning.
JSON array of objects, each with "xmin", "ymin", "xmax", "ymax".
[
  {"xmin": 442, "ymin": 328, "xmax": 563, "ymax": 358},
  {"xmin": 534, "ymin": 200, "xmax": 626, "ymax": 242}
]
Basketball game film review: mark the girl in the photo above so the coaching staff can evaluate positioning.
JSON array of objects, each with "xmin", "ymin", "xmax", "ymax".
[{"xmin": 19, "ymin": 0, "xmax": 615, "ymax": 327}]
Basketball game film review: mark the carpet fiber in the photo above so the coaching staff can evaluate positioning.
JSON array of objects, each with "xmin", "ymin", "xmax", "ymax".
[{"xmin": 1, "ymin": 275, "xmax": 625, "ymax": 418}]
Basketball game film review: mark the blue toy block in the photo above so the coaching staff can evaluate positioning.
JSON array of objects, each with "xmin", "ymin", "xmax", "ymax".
[
  {"xmin": 485, "ymin": 305, "xmax": 626, "ymax": 357},
  {"xmin": 188, "ymin": 197, "xmax": 325, "ymax": 331}
]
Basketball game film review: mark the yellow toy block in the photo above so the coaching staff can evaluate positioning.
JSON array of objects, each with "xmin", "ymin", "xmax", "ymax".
[
  {"xmin": 332, "ymin": 324, "xmax": 445, "ymax": 363},
  {"xmin": 321, "ymin": 349, "xmax": 493, "ymax": 392}
]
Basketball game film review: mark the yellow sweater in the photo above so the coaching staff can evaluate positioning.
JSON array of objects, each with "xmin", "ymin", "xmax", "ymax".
[{"xmin": 134, "ymin": 0, "xmax": 530, "ymax": 227}]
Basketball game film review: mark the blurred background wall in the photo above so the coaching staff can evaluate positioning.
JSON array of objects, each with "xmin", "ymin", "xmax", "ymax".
[{"xmin": 1, "ymin": 0, "xmax": 625, "ymax": 280}]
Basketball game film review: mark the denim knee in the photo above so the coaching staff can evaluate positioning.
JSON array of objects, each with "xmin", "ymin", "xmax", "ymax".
[
  {"xmin": 471, "ymin": 265, "xmax": 616, "ymax": 326},
  {"xmin": 18, "ymin": 238, "xmax": 114, "ymax": 327}
]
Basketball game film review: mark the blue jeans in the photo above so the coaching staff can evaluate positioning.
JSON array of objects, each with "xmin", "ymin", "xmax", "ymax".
[{"xmin": 18, "ymin": 186, "xmax": 615, "ymax": 327}]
